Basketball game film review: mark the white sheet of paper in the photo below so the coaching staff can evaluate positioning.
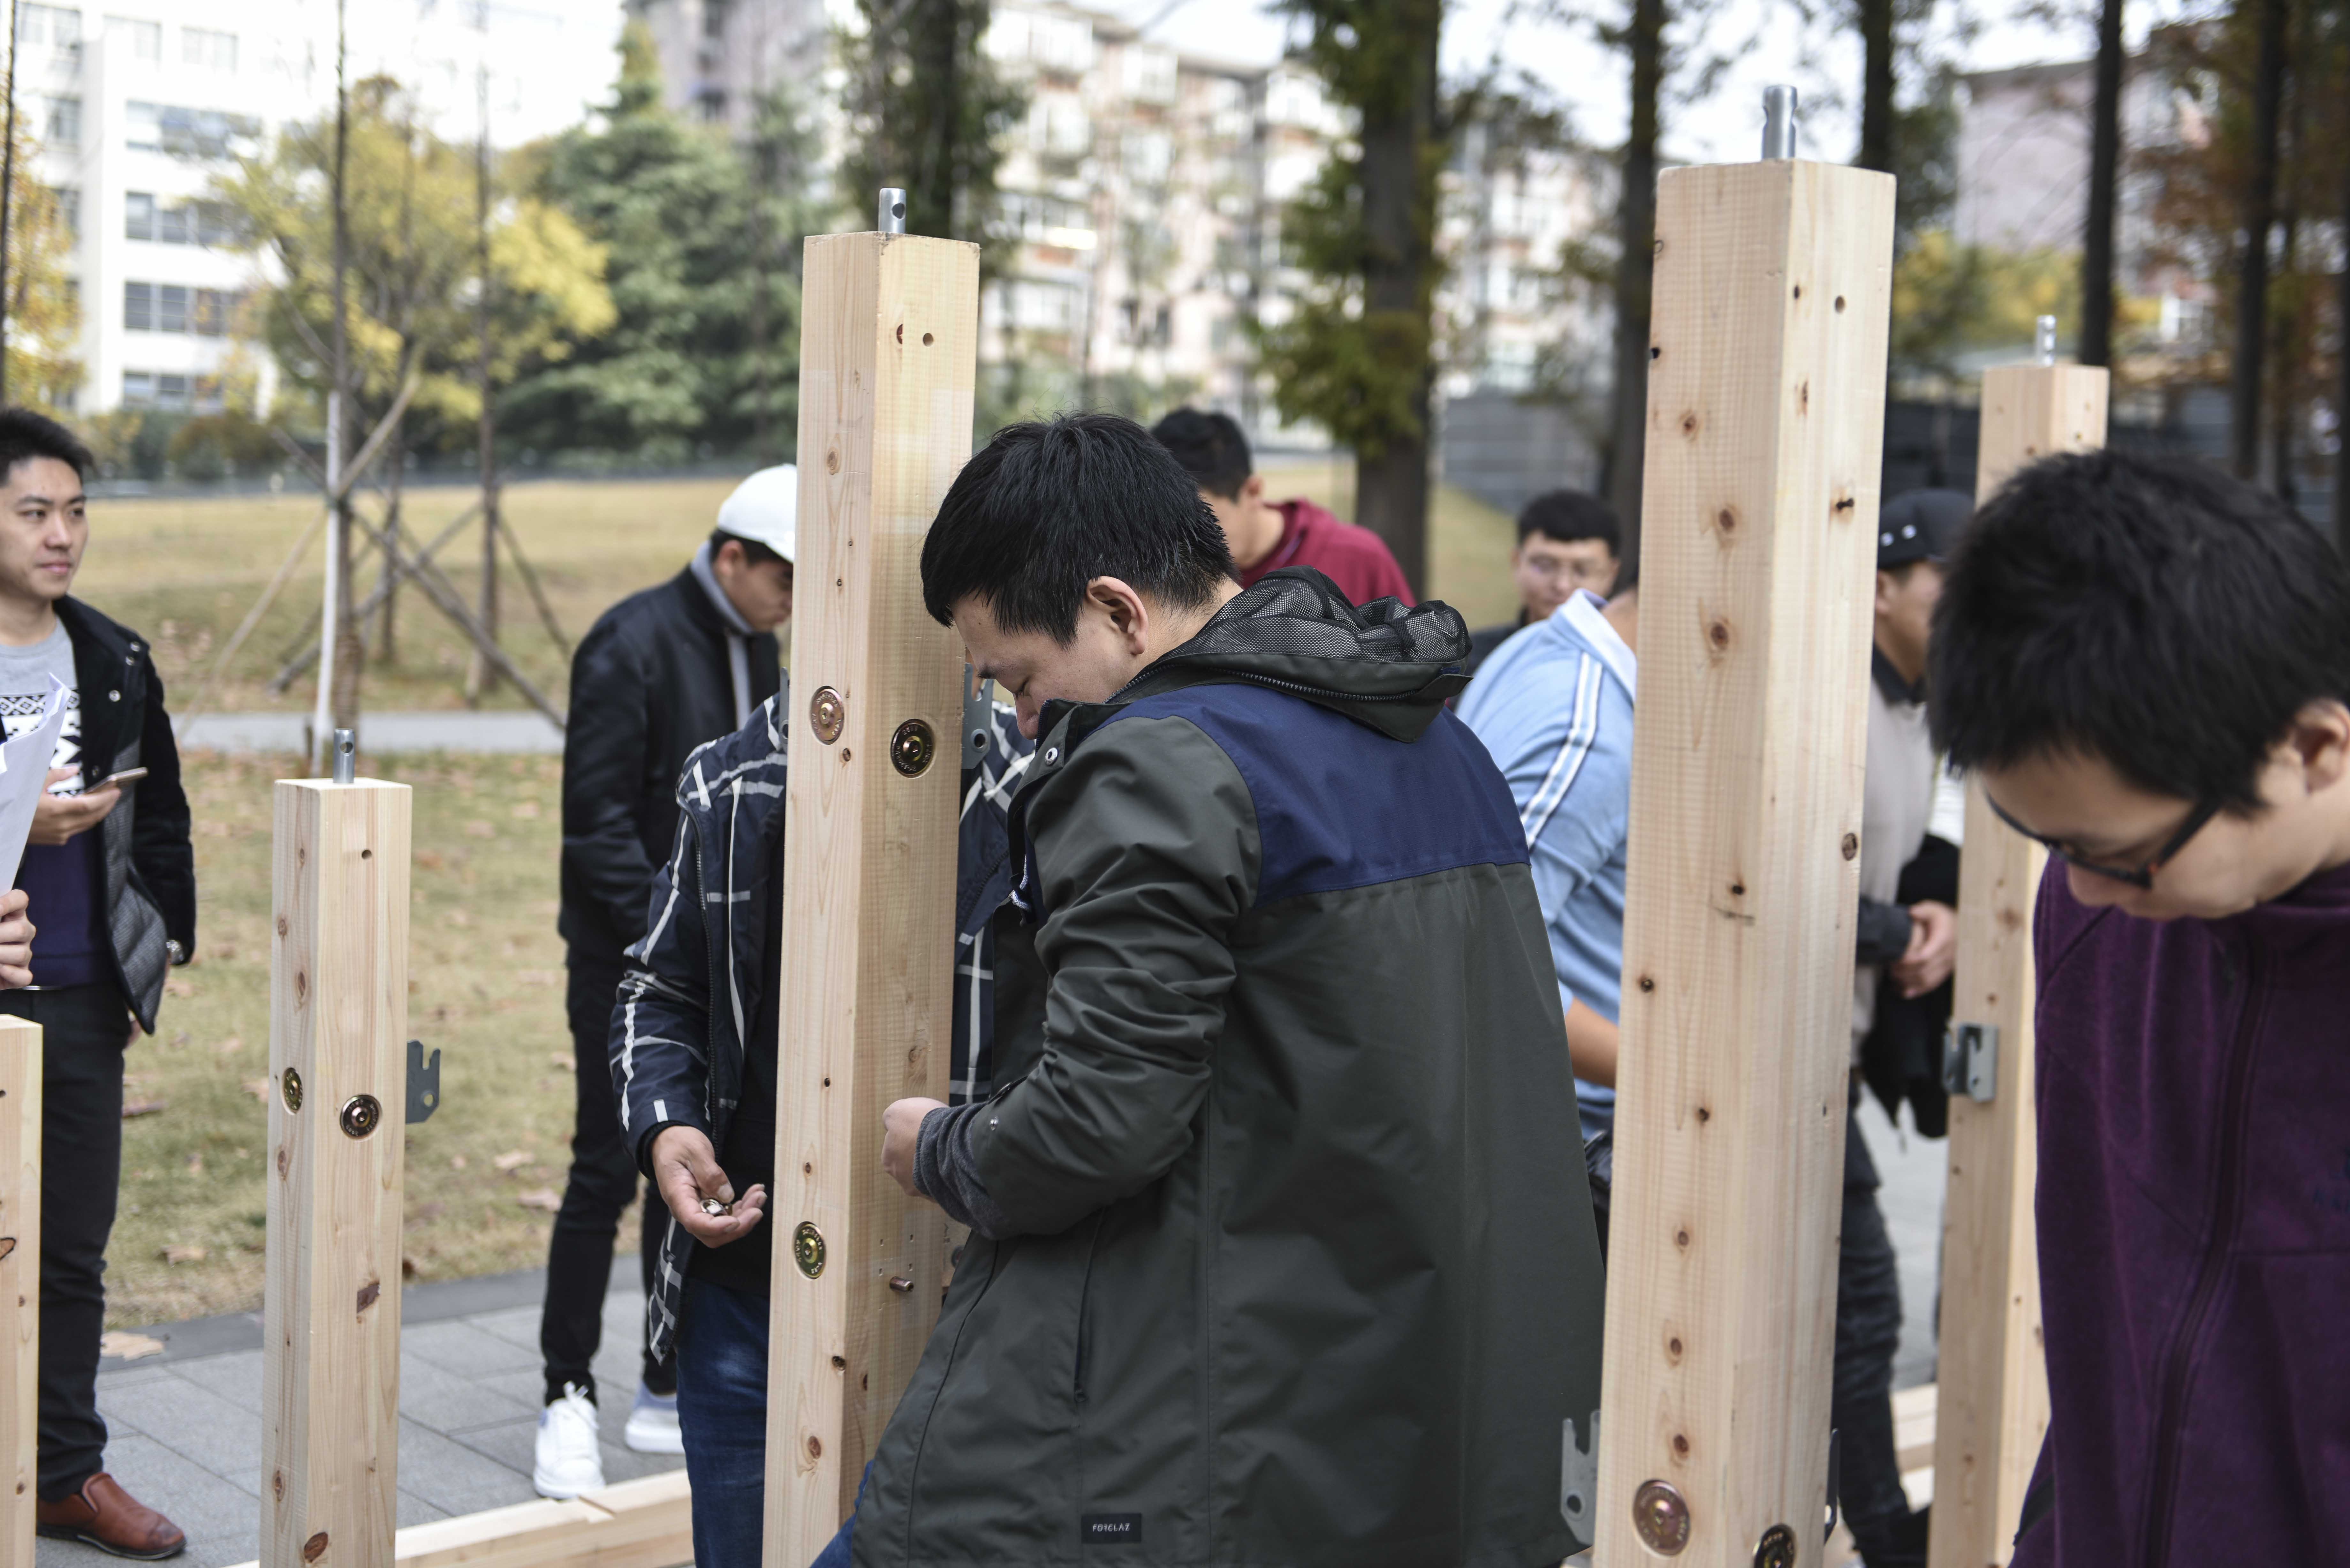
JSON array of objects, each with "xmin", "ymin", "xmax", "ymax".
[{"xmin": 0, "ymin": 678, "xmax": 71, "ymax": 892}]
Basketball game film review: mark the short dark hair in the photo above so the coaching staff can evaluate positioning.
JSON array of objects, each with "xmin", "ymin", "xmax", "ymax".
[
  {"xmin": 709, "ymin": 529, "xmax": 785, "ymax": 568},
  {"xmin": 1518, "ymin": 490, "xmax": 1620, "ymax": 553},
  {"xmin": 921, "ymin": 412, "xmax": 1236, "ymax": 641},
  {"xmin": 0, "ymin": 408, "xmax": 91, "ymax": 484},
  {"xmin": 1148, "ymin": 406, "xmax": 1253, "ymax": 500},
  {"xmin": 1929, "ymin": 448, "xmax": 2350, "ymax": 812}
]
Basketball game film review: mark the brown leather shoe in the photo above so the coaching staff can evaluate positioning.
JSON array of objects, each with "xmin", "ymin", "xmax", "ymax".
[{"xmin": 35, "ymin": 1473, "xmax": 186, "ymax": 1560}]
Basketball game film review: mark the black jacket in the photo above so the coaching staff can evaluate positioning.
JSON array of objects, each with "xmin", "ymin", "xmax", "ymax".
[
  {"xmin": 54, "ymin": 598, "xmax": 194, "ymax": 1032},
  {"xmin": 557, "ymin": 570, "xmax": 780, "ymax": 965}
]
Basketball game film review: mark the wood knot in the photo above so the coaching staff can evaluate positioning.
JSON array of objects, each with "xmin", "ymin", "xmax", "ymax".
[
  {"xmin": 1695, "ymin": 1105, "xmax": 1711, "ymax": 1123},
  {"xmin": 1792, "ymin": 284, "xmax": 1802, "ymax": 299},
  {"xmin": 277, "ymin": 1146, "xmax": 290, "ymax": 1180},
  {"xmin": 1674, "ymin": 1228, "xmax": 1691, "ymax": 1250},
  {"xmin": 1706, "ymin": 620, "xmax": 1731, "ymax": 652},
  {"xmin": 1679, "ymin": 411, "xmax": 1699, "ymax": 438},
  {"xmin": 1672, "ymin": 1432, "xmax": 1690, "ymax": 1457},
  {"xmin": 276, "ymin": 915, "xmax": 288, "ymax": 937},
  {"xmin": 1728, "ymin": 881, "xmax": 1745, "ymax": 897},
  {"xmin": 273, "ymin": 1471, "xmax": 284, "ymax": 1501},
  {"xmin": 895, "ymin": 323, "xmax": 904, "ymax": 343},
  {"xmin": 1832, "ymin": 490, "xmax": 1856, "ymax": 514},
  {"xmin": 1665, "ymin": 1334, "xmax": 1684, "ymax": 1361},
  {"xmin": 1648, "ymin": 345, "xmax": 1661, "ymax": 360},
  {"xmin": 807, "ymin": 1435, "xmax": 823, "ymax": 1459},
  {"xmin": 293, "ymin": 972, "xmax": 307, "ymax": 1005},
  {"xmin": 825, "ymin": 448, "xmax": 841, "ymax": 474},
  {"xmin": 831, "ymin": 1355, "xmax": 846, "ymax": 1369},
  {"xmin": 357, "ymin": 1279, "xmax": 381, "ymax": 1315},
  {"xmin": 1714, "ymin": 506, "xmax": 1737, "ymax": 536},
  {"xmin": 303, "ymin": 1533, "xmax": 330, "ymax": 1563},
  {"xmin": 1841, "ymin": 833, "xmax": 1860, "ymax": 860},
  {"xmin": 1797, "ymin": 379, "xmax": 1809, "ymax": 414}
]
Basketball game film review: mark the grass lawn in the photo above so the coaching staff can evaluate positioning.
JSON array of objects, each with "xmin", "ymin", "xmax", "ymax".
[{"xmin": 92, "ymin": 468, "xmax": 1518, "ymax": 1327}]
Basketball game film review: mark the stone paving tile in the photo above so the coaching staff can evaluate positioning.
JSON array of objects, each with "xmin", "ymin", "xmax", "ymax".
[
  {"xmin": 97, "ymin": 1373, "xmax": 266, "ymax": 1488},
  {"xmin": 464, "ymin": 1302, "xmax": 542, "ymax": 1353},
  {"xmin": 395, "ymin": 1416, "xmax": 542, "ymax": 1519},
  {"xmin": 402, "ymin": 1318, "xmax": 539, "ymax": 1381},
  {"xmin": 161, "ymin": 1348, "xmax": 266, "ymax": 1417},
  {"xmin": 398, "ymin": 1351, "xmax": 539, "ymax": 1434}
]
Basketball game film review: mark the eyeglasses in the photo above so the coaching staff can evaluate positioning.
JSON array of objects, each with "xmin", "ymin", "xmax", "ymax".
[{"xmin": 1981, "ymin": 790, "xmax": 2224, "ymax": 890}]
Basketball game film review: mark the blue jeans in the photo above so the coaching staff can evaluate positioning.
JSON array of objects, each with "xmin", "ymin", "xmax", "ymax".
[{"xmin": 674, "ymin": 1278, "xmax": 867, "ymax": 1568}]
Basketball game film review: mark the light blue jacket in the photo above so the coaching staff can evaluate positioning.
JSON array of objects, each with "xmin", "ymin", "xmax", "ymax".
[{"xmin": 1456, "ymin": 589, "xmax": 1635, "ymax": 1141}]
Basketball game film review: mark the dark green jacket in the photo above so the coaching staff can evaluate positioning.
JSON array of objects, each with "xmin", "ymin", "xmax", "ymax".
[{"xmin": 856, "ymin": 570, "xmax": 1606, "ymax": 1567}]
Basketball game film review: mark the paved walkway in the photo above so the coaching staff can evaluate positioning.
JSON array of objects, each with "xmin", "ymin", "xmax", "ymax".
[
  {"xmin": 174, "ymin": 711, "xmax": 565, "ymax": 756},
  {"xmin": 39, "ymin": 1106, "xmax": 1944, "ymax": 1568},
  {"xmin": 40, "ymin": 1264, "xmax": 678, "ymax": 1568}
]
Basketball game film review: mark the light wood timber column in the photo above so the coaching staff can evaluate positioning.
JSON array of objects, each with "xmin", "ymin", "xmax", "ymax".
[
  {"xmin": 0, "ymin": 1015, "xmax": 38, "ymax": 1564},
  {"xmin": 1926, "ymin": 359, "xmax": 2107, "ymax": 1568},
  {"xmin": 263, "ymin": 778, "xmax": 412, "ymax": 1568},
  {"xmin": 763, "ymin": 227, "xmax": 979, "ymax": 1563},
  {"xmin": 1594, "ymin": 155, "xmax": 1895, "ymax": 1568}
]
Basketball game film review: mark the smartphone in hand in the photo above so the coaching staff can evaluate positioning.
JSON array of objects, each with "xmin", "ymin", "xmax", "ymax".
[{"xmin": 98, "ymin": 767, "xmax": 148, "ymax": 788}]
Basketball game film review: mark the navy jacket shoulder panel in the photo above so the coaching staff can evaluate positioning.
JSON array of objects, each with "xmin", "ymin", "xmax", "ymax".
[{"xmin": 1104, "ymin": 681, "xmax": 1528, "ymax": 906}]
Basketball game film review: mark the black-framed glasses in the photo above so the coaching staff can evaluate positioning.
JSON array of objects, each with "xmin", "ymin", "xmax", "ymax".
[{"xmin": 1982, "ymin": 790, "xmax": 2225, "ymax": 890}]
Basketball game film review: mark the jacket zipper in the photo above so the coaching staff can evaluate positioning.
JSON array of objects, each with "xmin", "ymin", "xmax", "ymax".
[
  {"xmin": 1073, "ymin": 1212, "xmax": 1107, "ymax": 1406},
  {"xmin": 2140, "ymin": 940, "xmax": 2265, "ymax": 1567}
]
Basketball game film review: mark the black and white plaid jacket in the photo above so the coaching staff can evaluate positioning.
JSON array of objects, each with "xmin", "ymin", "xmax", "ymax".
[{"xmin": 609, "ymin": 690, "xmax": 1034, "ymax": 1360}]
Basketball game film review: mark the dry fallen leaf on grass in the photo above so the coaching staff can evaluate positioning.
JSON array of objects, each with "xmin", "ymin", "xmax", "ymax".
[
  {"xmin": 450, "ymin": 908, "xmax": 474, "ymax": 927},
  {"xmin": 417, "ymin": 851, "xmax": 446, "ymax": 871},
  {"xmin": 463, "ymin": 820, "xmax": 496, "ymax": 839},
  {"xmin": 242, "ymin": 1079, "xmax": 270, "ymax": 1102},
  {"xmin": 160, "ymin": 1244, "xmax": 207, "ymax": 1264},
  {"xmin": 549, "ymin": 1053, "xmax": 575, "ymax": 1071},
  {"xmin": 493, "ymin": 1150, "xmax": 530, "ymax": 1172},
  {"xmin": 164, "ymin": 979, "xmax": 193, "ymax": 999},
  {"xmin": 184, "ymin": 1153, "xmax": 203, "ymax": 1174},
  {"xmin": 512, "ymin": 800, "xmax": 541, "ymax": 819},
  {"xmin": 121, "ymin": 1100, "xmax": 168, "ymax": 1119},
  {"xmin": 516, "ymin": 1188, "xmax": 563, "ymax": 1213},
  {"xmin": 100, "ymin": 1331, "xmax": 165, "ymax": 1361},
  {"xmin": 448, "ymin": 1154, "xmax": 468, "ymax": 1170},
  {"xmin": 215, "ymin": 1035, "xmax": 244, "ymax": 1055}
]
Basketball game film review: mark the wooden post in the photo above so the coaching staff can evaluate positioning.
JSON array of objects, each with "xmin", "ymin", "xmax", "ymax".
[
  {"xmin": 264, "ymin": 778, "xmax": 413, "ymax": 1568},
  {"xmin": 0, "ymin": 1016, "xmax": 38, "ymax": 1564},
  {"xmin": 762, "ymin": 227, "xmax": 979, "ymax": 1562},
  {"xmin": 1594, "ymin": 155, "xmax": 1895, "ymax": 1567},
  {"xmin": 1926, "ymin": 360, "xmax": 2107, "ymax": 1568}
]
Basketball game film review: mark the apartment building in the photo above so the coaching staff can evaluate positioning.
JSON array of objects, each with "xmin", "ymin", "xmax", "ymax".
[
  {"xmin": 623, "ymin": 0, "xmax": 827, "ymax": 138},
  {"xmin": 19, "ymin": 0, "xmax": 611, "ymax": 417}
]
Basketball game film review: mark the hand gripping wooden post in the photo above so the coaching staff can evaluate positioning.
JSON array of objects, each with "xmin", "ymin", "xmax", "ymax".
[
  {"xmin": 0, "ymin": 1015, "xmax": 38, "ymax": 1564},
  {"xmin": 763, "ymin": 219, "xmax": 980, "ymax": 1563},
  {"xmin": 263, "ymin": 770, "xmax": 412, "ymax": 1568},
  {"xmin": 1926, "ymin": 338, "xmax": 2106, "ymax": 1568},
  {"xmin": 1593, "ymin": 151, "xmax": 1896, "ymax": 1564}
]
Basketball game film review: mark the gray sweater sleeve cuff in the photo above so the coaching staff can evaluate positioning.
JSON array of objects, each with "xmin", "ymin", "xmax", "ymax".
[{"xmin": 914, "ymin": 1103, "xmax": 1015, "ymax": 1239}]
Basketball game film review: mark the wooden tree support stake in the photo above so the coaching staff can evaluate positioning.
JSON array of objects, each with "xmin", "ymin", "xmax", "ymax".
[
  {"xmin": 1595, "ymin": 155, "xmax": 1895, "ymax": 1567},
  {"xmin": 264, "ymin": 778, "xmax": 413, "ymax": 1568},
  {"xmin": 1926, "ymin": 359, "xmax": 2107, "ymax": 1568},
  {"xmin": 0, "ymin": 1016, "xmax": 38, "ymax": 1565},
  {"xmin": 763, "ymin": 225, "xmax": 980, "ymax": 1563}
]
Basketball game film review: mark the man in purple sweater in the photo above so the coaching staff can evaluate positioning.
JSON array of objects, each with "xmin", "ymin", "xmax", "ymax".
[{"xmin": 1929, "ymin": 448, "xmax": 2350, "ymax": 1566}]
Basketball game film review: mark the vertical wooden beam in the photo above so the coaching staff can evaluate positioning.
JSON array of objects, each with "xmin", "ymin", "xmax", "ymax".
[
  {"xmin": 1926, "ymin": 362, "xmax": 2106, "ymax": 1568},
  {"xmin": 764, "ymin": 228, "xmax": 979, "ymax": 1562},
  {"xmin": 0, "ymin": 1016, "xmax": 38, "ymax": 1563},
  {"xmin": 1595, "ymin": 157, "xmax": 1894, "ymax": 1567},
  {"xmin": 264, "ymin": 778, "xmax": 413, "ymax": 1568}
]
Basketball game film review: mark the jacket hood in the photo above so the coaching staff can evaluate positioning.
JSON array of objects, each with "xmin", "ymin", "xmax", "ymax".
[{"xmin": 1109, "ymin": 567, "xmax": 1469, "ymax": 743}]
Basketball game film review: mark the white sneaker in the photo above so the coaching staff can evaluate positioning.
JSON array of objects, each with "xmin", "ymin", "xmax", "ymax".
[
  {"xmin": 623, "ymin": 1383, "xmax": 686, "ymax": 1455},
  {"xmin": 533, "ymin": 1383, "xmax": 606, "ymax": 1499}
]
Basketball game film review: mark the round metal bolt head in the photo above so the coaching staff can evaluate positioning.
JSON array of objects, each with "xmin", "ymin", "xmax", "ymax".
[
  {"xmin": 339, "ymin": 1094, "xmax": 382, "ymax": 1139},
  {"xmin": 793, "ymin": 1221, "xmax": 827, "ymax": 1278},
  {"xmin": 891, "ymin": 719, "xmax": 936, "ymax": 777},
  {"xmin": 810, "ymin": 687, "xmax": 846, "ymax": 745},
  {"xmin": 1632, "ymin": 1479, "xmax": 1692, "ymax": 1556},
  {"xmin": 281, "ymin": 1068, "xmax": 303, "ymax": 1112},
  {"xmin": 1753, "ymin": 1523, "xmax": 1798, "ymax": 1568}
]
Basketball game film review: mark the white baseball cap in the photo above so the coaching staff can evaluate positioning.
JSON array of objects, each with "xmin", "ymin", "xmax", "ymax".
[{"xmin": 715, "ymin": 465, "xmax": 798, "ymax": 563}]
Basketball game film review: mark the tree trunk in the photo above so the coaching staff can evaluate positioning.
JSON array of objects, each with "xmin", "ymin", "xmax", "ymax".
[
  {"xmin": 2267, "ymin": 0, "xmax": 2312, "ymax": 506},
  {"xmin": 377, "ymin": 427, "xmax": 403, "ymax": 662},
  {"xmin": 1856, "ymin": 0, "xmax": 1895, "ymax": 174},
  {"xmin": 2080, "ymin": 0, "xmax": 2124, "ymax": 367},
  {"xmin": 1606, "ymin": 0, "xmax": 1664, "ymax": 556},
  {"xmin": 1350, "ymin": 0, "xmax": 1441, "ymax": 594},
  {"xmin": 467, "ymin": 68, "xmax": 500, "ymax": 705},
  {"xmin": 2230, "ymin": 0, "xmax": 2288, "ymax": 482}
]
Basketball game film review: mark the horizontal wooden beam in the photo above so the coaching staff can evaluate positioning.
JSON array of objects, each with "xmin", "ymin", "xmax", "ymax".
[{"xmin": 223, "ymin": 1470, "xmax": 690, "ymax": 1568}]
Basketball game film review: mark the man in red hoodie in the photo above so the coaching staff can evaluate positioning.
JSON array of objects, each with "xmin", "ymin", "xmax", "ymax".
[{"xmin": 1150, "ymin": 407, "xmax": 1415, "ymax": 605}]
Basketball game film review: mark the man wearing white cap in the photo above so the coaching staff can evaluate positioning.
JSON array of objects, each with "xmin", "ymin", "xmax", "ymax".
[{"xmin": 534, "ymin": 467, "xmax": 796, "ymax": 1499}]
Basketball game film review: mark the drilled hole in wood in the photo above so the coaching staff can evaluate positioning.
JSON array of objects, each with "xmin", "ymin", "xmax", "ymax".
[
  {"xmin": 922, "ymin": 332, "xmax": 934, "ymax": 345},
  {"xmin": 832, "ymin": 1355, "xmax": 846, "ymax": 1368},
  {"xmin": 1835, "ymin": 295, "xmax": 1847, "ymax": 312},
  {"xmin": 1638, "ymin": 976, "xmax": 1655, "ymax": 992},
  {"xmin": 1793, "ymin": 284, "xmax": 1802, "ymax": 299},
  {"xmin": 1696, "ymin": 1106, "xmax": 1711, "ymax": 1123},
  {"xmin": 361, "ymin": 848, "xmax": 372, "ymax": 860}
]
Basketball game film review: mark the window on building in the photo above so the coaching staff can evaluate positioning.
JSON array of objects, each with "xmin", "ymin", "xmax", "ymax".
[
  {"xmin": 43, "ymin": 97, "xmax": 80, "ymax": 146},
  {"xmin": 125, "ymin": 281, "xmax": 196, "ymax": 333},
  {"xmin": 19, "ymin": 4, "xmax": 81, "ymax": 47},
  {"xmin": 125, "ymin": 281, "xmax": 151, "ymax": 331},
  {"xmin": 104, "ymin": 14, "xmax": 159, "ymax": 61},
  {"xmin": 121, "ymin": 371, "xmax": 153, "ymax": 406},
  {"xmin": 125, "ymin": 190, "xmax": 153, "ymax": 240},
  {"xmin": 1121, "ymin": 47, "xmax": 1177, "ymax": 107},
  {"xmin": 192, "ymin": 288, "xmax": 240, "ymax": 336},
  {"xmin": 196, "ymin": 201, "xmax": 238, "ymax": 246},
  {"xmin": 125, "ymin": 101, "xmax": 259, "ymax": 157},
  {"xmin": 181, "ymin": 25, "xmax": 234, "ymax": 71},
  {"xmin": 47, "ymin": 186, "xmax": 77, "ymax": 240}
]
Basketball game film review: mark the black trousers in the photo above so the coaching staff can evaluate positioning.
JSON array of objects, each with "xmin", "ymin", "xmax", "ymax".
[
  {"xmin": 540, "ymin": 953, "xmax": 671, "ymax": 1404},
  {"xmin": 0, "ymin": 983, "xmax": 133, "ymax": 1501},
  {"xmin": 1833, "ymin": 1099, "xmax": 1911, "ymax": 1555}
]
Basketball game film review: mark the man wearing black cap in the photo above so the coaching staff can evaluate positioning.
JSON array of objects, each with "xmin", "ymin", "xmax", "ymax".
[{"xmin": 1837, "ymin": 487, "xmax": 1968, "ymax": 1567}]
